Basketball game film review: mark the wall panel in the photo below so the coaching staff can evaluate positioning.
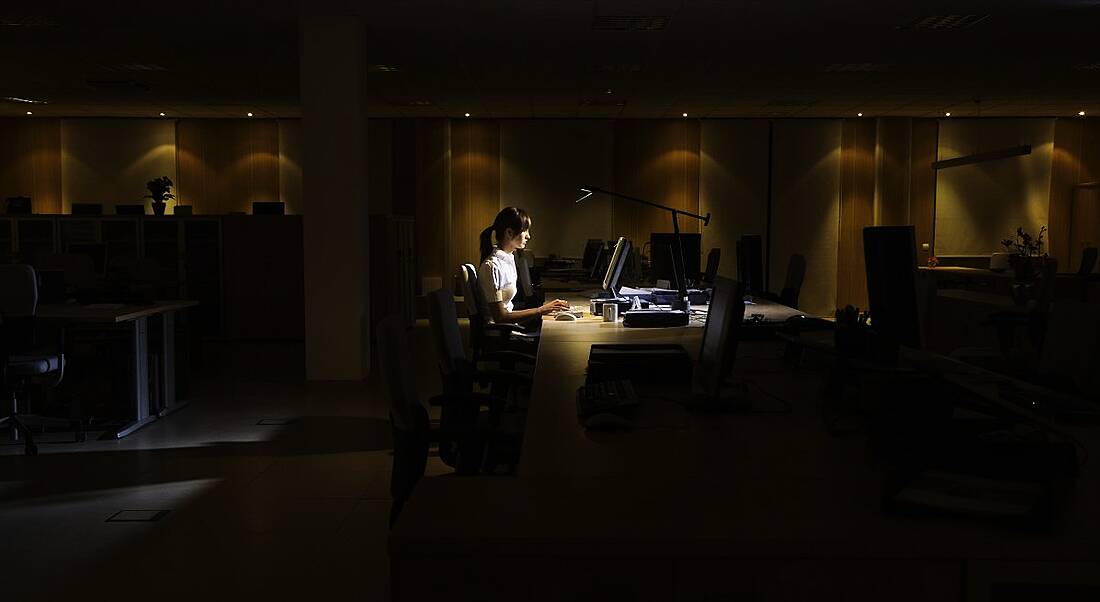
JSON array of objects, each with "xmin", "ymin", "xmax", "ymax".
[
  {"xmin": 500, "ymin": 120, "xmax": 614, "ymax": 258},
  {"xmin": 875, "ymin": 117, "xmax": 911, "ymax": 226},
  {"xmin": 770, "ymin": 120, "xmax": 842, "ymax": 317},
  {"xmin": 177, "ymin": 119, "xmax": 279, "ymax": 215},
  {"xmin": 412, "ymin": 119, "xmax": 450, "ymax": 283},
  {"xmin": 837, "ymin": 119, "xmax": 876, "ymax": 309},
  {"xmin": 0, "ymin": 118, "xmax": 62, "ymax": 214},
  {"xmin": 278, "ymin": 119, "xmax": 303, "ymax": 214},
  {"xmin": 450, "ymin": 119, "xmax": 500, "ymax": 269},
  {"xmin": 612, "ymin": 120, "xmax": 700, "ymax": 256},
  {"xmin": 61, "ymin": 119, "xmax": 176, "ymax": 213},
  {"xmin": 935, "ymin": 118, "xmax": 1054, "ymax": 257},
  {"xmin": 699, "ymin": 120, "xmax": 770, "ymax": 280},
  {"xmin": 910, "ymin": 119, "xmax": 938, "ymax": 264}
]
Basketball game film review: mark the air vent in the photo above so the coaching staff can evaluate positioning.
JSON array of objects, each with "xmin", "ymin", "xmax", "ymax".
[
  {"xmin": 369, "ymin": 64, "xmax": 400, "ymax": 73},
  {"xmin": 0, "ymin": 16, "xmax": 58, "ymax": 27},
  {"xmin": 388, "ymin": 99, "xmax": 432, "ymax": 106},
  {"xmin": 594, "ymin": 63, "xmax": 643, "ymax": 74},
  {"xmin": 85, "ymin": 79, "xmax": 151, "ymax": 92},
  {"xmin": 824, "ymin": 63, "xmax": 890, "ymax": 73},
  {"xmin": 765, "ymin": 99, "xmax": 817, "ymax": 107},
  {"xmin": 582, "ymin": 98, "xmax": 626, "ymax": 107},
  {"xmin": 593, "ymin": 16, "xmax": 670, "ymax": 31},
  {"xmin": 1078, "ymin": 62, "xmax": 1100, "ymax": 71},
  {"xmin": 902, "ymin": 15, "xmax": 990, "ymax": 30}
]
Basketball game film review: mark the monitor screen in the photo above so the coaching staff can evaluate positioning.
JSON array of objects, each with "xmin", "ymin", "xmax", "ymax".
[
  {"xmin": 602, "ymin": 237, "xmax": 631, "ymax": 294},
  {"xmin": 650, "ymin": 233, "xmax": 701, "ymax": 288},
  {"xmin": 697, "ymin": 276, "xmax": 746, "ymax": 398},
  {"xmin": 863, "ymin": 226, "xmax": 921, "ymax": 348}
]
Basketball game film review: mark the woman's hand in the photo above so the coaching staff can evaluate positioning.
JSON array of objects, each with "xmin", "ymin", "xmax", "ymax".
[{"xmin": 539, "ymin": 299, "xmax": 570, "ymax": 315}]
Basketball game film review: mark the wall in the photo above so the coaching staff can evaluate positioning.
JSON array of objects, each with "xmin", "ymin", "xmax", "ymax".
[
  {"xmin": 935, "ymin": 118, "xmax": 1055, "ymax": 256},
  {"xmin": 699, "ymin": 120, "xmax": 770, "ymax": 280},
  {"xmin": 0, "ymin": 117, "xmax": 302, "ymax": 216},
  {"xmin": 770, "ymin": 120, "xmax": 842, "ymax": 317},
  {"xmin": 500, "ymin": 120, "xmax": 615, "ymax": 258}
]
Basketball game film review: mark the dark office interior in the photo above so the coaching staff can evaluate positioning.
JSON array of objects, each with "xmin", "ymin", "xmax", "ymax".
[{"xmin": 2, "ymin": 2, "xmax": 1100, "ymax": 600}]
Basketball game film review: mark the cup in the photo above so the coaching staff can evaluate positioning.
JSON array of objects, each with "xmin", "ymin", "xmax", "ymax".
[{"xmin": 602, "ymin": 303, "xmax": 618, "ymax": 322}]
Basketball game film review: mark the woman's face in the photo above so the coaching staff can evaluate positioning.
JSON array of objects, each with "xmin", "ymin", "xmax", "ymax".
[{"xmin": 504, "ymin": 227, "xmax": 530, "ymax": 251}]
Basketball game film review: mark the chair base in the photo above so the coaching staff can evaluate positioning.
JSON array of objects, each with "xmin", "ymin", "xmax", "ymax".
[{"xmin": 0, "ymin": 415, "xmax": 39, "ymax": 455}]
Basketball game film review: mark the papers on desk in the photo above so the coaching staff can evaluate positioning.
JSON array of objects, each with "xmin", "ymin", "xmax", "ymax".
[{"xmin": 618, "ymin": 286, "xmax": 651, "ymax": 297}]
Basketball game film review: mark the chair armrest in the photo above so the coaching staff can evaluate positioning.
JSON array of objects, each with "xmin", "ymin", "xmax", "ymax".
[{"xmin": 486, "ymin": 323, "xmax": 525, "ymax": 335}]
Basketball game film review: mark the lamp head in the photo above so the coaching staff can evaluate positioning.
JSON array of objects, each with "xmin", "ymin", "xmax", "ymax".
[{"xmin": 575, "ymin": 187, "xmax": 595, "ymax": 203}]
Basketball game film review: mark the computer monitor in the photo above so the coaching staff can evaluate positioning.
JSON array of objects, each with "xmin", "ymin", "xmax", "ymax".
[
  {"xmin": 650, "ymin": 232, "xmax": 701, "ymax": 287},
  {"xmin": 863, "ymin": 226, "xmax": 921, "ymax": 348},
  {"xmin": 696, "ymin": 276, "xmax": 747, "ymax": 399},
  {"xmin": 602, "ymin": 237, "xmax": 631, "ymax": 295},
  {"xmin": 737, "ymin": 234, "xmax": 764, "ymax": 295},
  {"xmin": 252, "ymin": 201, "xmax": 285, "ymax": 215},
  {"xmin": 5, "ymin": 196, "xmax": 31, "ymax": 215}
]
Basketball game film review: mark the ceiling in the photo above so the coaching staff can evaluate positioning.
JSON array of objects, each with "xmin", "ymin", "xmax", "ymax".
[{"xmin": 3, "ymin": 1, "xmax": 1100, "ymax": 119}]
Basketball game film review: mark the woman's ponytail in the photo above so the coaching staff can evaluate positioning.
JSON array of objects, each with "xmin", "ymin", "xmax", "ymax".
[{"xmin": 479, "ymin": 226, "xmax": 495, "ymax": 262}]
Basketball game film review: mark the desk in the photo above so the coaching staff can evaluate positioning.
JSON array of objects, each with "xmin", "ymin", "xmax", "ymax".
[
  {"xmin": 38, "ymin": 300, "xmax": 198, "ymax": 438},
  {"xmin": 390, "ymin": 300, "xmax": 1099, "ymax": 601}
]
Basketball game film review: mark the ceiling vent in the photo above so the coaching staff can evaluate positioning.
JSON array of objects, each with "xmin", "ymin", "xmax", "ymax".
[
  {"xmin": 389, "ymin": 99, "xmax": 432, "ymax": 106},
  {"xmin": 0, "ymin": 16, "xmax": 58, "ymax": 27},
  {"xmin": 582, "ymin": 97, "xmax": 626, "ymax": 107},
  {"xmin": 592, "ymin": 16, "xmax": 670, "ymax": 31},
  {"xmin": 369, "ymin": 64, "xmax": 400, "ymax": 73},
  {"xmin": 765, "ymin": 99, "xmax": 817, "ymax": 107},
  {"xmin": 1078, "ymin": 62, "xmax": 1100, "ymax": 71},
  {"xmin": 824, "ymin": 63, "xmax": 890, "ymax": 73},
  {"xmin": 593, "ymin": 63, "xmax": 643, "ymax": 74},
  {"xmin": 902, "ymin": 15, "xmax": 990, "ymax": 30},
  {"xmin": 97, "ymin": 63, "xmax": 167, "ymax": 73},
  {"xmin": 85, "ymin": 79, "xmax": 151, "ymax": 92}
]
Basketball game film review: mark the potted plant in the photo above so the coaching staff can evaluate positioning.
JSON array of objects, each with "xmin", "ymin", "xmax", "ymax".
[
  {"xmin": 144, "ymin": 176, "xmax": 175, "ymax": 216},
  {"xmin": 1000, "ymin": 226, "xmax": 1047, "ymax": 282}
]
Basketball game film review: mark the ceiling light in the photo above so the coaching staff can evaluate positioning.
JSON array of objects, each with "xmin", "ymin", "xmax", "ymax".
[
  {"xmin": 682, "ymin": 112, "xmax": 688, "ymax": 117},
  {"xmin": 25, "ymin": 111, "xmax": 32, "ymax": 115},
  {"xmin": 1080, "ymin": 111, "xmax": 1086, "ymax": 116},
  {"xmin": 464, "ymin": 112, "xmax": 470, "ymax": 117},
  {"xmin": 159, "ymin": 112, "xmax": 166, "ymax": 116},
  {"xmin": 247, "ymin": 112, "xmax": 253, "ymax": 117},
  {"xmin": 945, "ymin": 112, "xmax": 951, "ymax": 116},
  {"xmin": 605, "ymin": 89, "xmax": 613, "ymax": 94},
  {"xmin": 857, "ymin": 112, "xmax": 863, "ymax": 117}
]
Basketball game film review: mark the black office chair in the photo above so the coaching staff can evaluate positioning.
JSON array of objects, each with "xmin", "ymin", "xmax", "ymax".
[
  {"xmin": 511, "ymin": 249, "xmax": 545, "ymax": 310},
  {"xmin": 759, "ymin": 253, "xmax": 806, "ymax": 309},
  {"xmin": 459, "ymin": 264, "xmax": 538, "ymax": 362},
  {"xmin": 697, "ymin": 248, "xmax": 721, "ymax": 287},
  {"xmin": 1077, "ymin": 247, "xmax": 1097, "ymax": 302},
  {"xmin": 378, "ymin": 314, "xmax": 518, "ymax": 527},
  {"xmin": 0, "ymin": 264, "xmax": 69, "ymax": 455}
]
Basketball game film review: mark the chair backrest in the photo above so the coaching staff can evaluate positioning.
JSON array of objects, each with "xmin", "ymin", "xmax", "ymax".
[
  {"xmin": 427, "ymin": 288, "xmax": 467, "ymax": 380},
  {"xmin": 0, "ymin": 264, "xmax": 38, "ymax": 317},
  {"xmin": 779, "ymin": 254, "xmax": 807, "ymax": 308},
  {"xmin": 514, "ymin": 249, "xmax": 534, "ymax": 297},
  {"xmin": 701, "ymin": 248, "xmax": 721, "ymax": 285},
  {"xmin": 459, "ymin": 263, "xmax": 487, "ymax": 351},
  {"xmin": 1079, "ymin": 247, "xmax": 1098, "ymax": 276},
  {"xmin": 376, "ymin": 315, "xmax": 428, "ymax": 433},
  {"xmin": 1035, "ymin": 257, "xmax": 1059, "ymax": 309}
]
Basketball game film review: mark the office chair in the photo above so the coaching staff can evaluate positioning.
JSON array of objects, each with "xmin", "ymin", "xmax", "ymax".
[
  {"xmin": 697, "ymin": 248, "xmax": 721, "ymax": 287},
  {"xmin": 1077, "ymin": 247, "xmax": 1097, "ymax": 302},
  {"xmin": 0, "ymin": 265, "xmax": 69, "ymax": 455},
  {"xmin": 378, "ymin": 315, "xmax": 516, "ymax": 527},
  {"xmin": 758, "ymin": 254, "xmax": 806, "ymax": 309},
  {"xmin": 459, "ymin": 264, "xmax": 538, "ymax": 361},
  {"xmin": 427, "ymin": 287, "xmax": 533, "ymax": 403},
  {"xmin": 511, "ymin": 249, "xmax": 545, "ymax": 310}
]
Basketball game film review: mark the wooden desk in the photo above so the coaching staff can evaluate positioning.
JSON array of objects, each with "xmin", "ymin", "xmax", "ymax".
[
  {"xmin": 390, "ymin": 300, "xmax": 1100, "ymax": 601},
  {"xmin": 38, "ymin": 300, "xmax": 198, "ymax": 438}
]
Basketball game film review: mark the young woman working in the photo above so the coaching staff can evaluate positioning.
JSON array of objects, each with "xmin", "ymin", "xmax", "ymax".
[{"xmin": 477, "ymin": 207, "xmax": 569, "ymax": 324}]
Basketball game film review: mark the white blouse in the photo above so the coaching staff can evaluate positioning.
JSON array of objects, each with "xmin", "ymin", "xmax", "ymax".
[{"xmin": 477, "ymin": 248, "xmax": 518, "ymax": 314}]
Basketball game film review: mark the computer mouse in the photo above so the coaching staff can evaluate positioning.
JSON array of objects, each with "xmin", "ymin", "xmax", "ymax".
[
  {"xmin": 583, "ymin": 412, "xmax": 633, "ymax": 430},
  {"xmin": 555, "ymin": 312, "xmax": 577, "ymax": 321}
]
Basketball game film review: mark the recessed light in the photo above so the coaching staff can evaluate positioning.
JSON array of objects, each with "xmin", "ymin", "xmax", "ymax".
[
  {"xmin": 159, "ymin": 112, "xmax": 166, "ymax": 116},
  {"xmin": 945, "ymin": 112, "xmax": 951, "ymax": 116},
  {"xmin": 464, "ymin": 112, "xmax": 470, "ymax": 117},
  {"xmin": 857, "ymin": 112, "xmax": 863, "ymax": 117},
  {"xmin": 25, "ymin": 111, "xmax": 32, "ymax": 115},
  {"xmin": 605, "ymin": 88, "xmax": 613, "ymax": 94},
  {"xmin": 682, "ymin": 112, "xmax": 688, "ymax": 117},
  {"xmin": 246, "ymin": 112, "xmax": 253, "ymax": 117},
  {"xmin": 1079, "ymin": 111, "xmax": 1086, "ymax": 116}
]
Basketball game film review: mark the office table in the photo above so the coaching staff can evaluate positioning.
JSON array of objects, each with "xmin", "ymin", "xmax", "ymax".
[
  {"xmin": 38, "ymin": 300, "xmax": 198, "ymax": 438},
  {"xmin": 389, "ymin": 299, "xmax": 1099, "ymax": 601}
]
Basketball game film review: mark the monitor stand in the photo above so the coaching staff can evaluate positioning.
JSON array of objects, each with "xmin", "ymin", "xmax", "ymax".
[{"xmin": 684, "ymin": 382, "xmax": 752, "ymax": 413}]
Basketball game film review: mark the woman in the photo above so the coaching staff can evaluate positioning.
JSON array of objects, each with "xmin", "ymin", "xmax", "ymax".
[{"xmin": 478, "ymin": 207, "xmax": 569, "ymax": 324}]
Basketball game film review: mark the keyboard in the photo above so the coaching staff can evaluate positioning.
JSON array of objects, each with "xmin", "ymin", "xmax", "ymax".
[{"xmin": 576, "ymin": 379, "xmax": 640, "ymax": 418}]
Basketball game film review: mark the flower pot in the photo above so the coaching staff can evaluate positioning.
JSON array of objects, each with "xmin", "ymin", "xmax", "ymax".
[{"xmin": 151, "ymin": 202, "xmax": 166, "ymax": 216}]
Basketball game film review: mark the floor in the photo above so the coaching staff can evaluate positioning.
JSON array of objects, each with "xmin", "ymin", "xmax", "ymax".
[{"xmin": 1, "ymin": 326, "xmax": 446, "ymax": 602}]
